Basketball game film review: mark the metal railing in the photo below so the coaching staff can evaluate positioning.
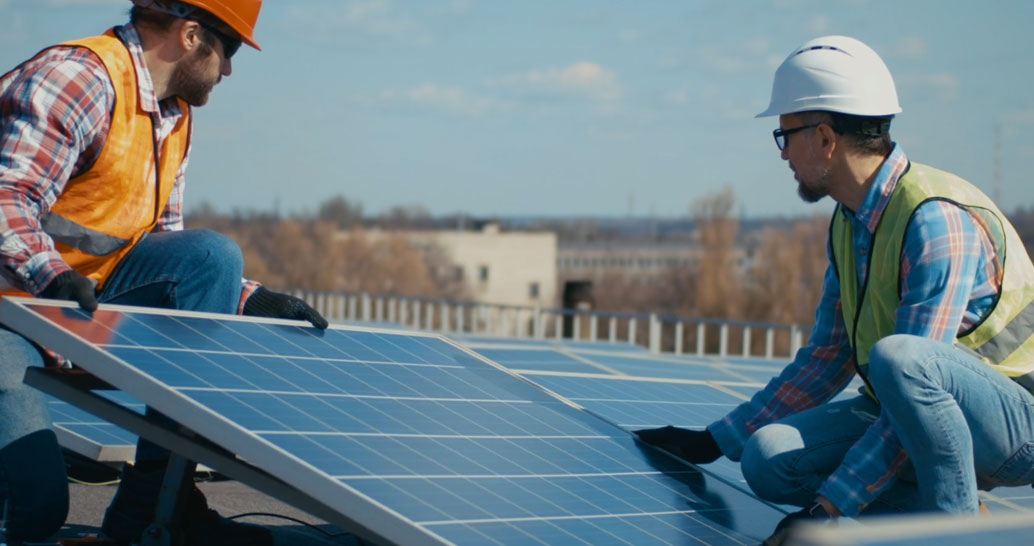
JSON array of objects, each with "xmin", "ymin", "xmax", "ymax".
[{"xmin": 291, "ymin": 290, "xmax": 805, "ymax": 359}]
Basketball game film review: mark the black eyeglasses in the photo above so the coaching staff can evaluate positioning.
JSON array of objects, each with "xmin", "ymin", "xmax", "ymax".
[
  {"xmin": 772, "ymin": 123, "xmax": 821, "ymax": 151},
  {"xmin": 197, "ymin": 20, "xmax": 242, "ymax": 59}
]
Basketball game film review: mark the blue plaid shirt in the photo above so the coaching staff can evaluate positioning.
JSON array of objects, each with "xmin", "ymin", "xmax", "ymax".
[{"xmin": 709, "ymin": 144, "xmax": 1001, "ymax": 516}]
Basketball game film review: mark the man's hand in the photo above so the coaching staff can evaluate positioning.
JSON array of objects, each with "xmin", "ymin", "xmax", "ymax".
[
  {"xmin": 762, "ymin": 502, "xmax": 835, "ymax": 546},
  {"xmin": 39, "ymin": 270, "xmax": 98, "ymax": 311},
  {"xmin": 633, "ymin": 425, "xmax": 723, "ymax": 464},
  {"xmin": 243, "ymin": 287, "xmax": 328, "ymax": 329}
]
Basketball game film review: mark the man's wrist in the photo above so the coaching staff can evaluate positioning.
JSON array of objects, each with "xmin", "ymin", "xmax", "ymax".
[{"xmin": 814, "ymin": 496, "xmax": 841, "ymax": 518}]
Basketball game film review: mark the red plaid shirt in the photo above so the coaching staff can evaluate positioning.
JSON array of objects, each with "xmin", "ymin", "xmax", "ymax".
[{"xmin": 0, "ymin": 24, "xmax": 258, "ymax": 310}]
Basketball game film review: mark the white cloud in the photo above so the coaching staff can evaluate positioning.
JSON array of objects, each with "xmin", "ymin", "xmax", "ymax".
[
  {"xmin": 345, "ymin": 0, "xmax": 389, "ymax": 21},
  {"xmin": 447, "ymin": 0, "xmax": 472, "ymax": 14},
  {"xmin": 900, "ymin": 72, "xmax": 959, "ymax": 101},
  {"xmin": 379, "ymin": 84, "xmax": 509, "ymax": 117},
  {"xmin": 665, "ymin": 88, "xmax": 690, "ymax": 106},
  {"xmin": 889, "ymin": 36, "xmax": 927, "ymax": 59},
  {"xmin": 772, "ymin": 0, "xmax": 810, "ymax": 9},
  {"xmin": 284, "ymin": 0, "xmax": 430, "ymax": 46},
  {"xmin": 742, "ymin": 36, "xmax": 773, "ymax": 57},
  {"xmin": 0, "ymin": 10, "xmax": 27, "ymax": 44},
  {"xmin": 710, "ymin": 55, "xmax": 752, "ymax": 74},
  {"xmin": 1007, "ymin": 108, "xmax": 1034, "ymax": 125},
  {"xmin": 809, "ymin": 14, "xmax": 830, "ymax": 34},
  {"xmin": 618, "ymin": 29, "xmax": 640, "ymax": 44},
  {"xmin": 486, "ymin": 61, "xmax": 621, "ymax": 102},
  {"xmin": 692, "ymin": 37, "xmax": 775, "ymax": 76},
  {"xmin": 665, "ymin": 84, "xmax": 721, "ymax": 106}
]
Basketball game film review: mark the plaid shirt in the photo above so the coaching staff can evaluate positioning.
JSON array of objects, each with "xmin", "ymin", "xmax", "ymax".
[
  {"xmin": 0, "ymin": 24, "xmax": 258, "ymax": 310},
  {"xmin": 708, "ymin": 144, "xmax": 1001, "ymax": 516}
]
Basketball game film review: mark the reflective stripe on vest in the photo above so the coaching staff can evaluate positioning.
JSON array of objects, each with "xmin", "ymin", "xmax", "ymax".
[
  {"xmin": 40, "ymin": 212, "xmax": 131, "ymax": 256},
  {"xmin": 832, "ymin": 162, "xmax": 1034, "ymax": 397}
]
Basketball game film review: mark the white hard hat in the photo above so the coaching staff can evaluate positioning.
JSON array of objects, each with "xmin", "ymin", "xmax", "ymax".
[{"xmin": 757, "ymin": 35, "xmax": 901, "ymax": 118}]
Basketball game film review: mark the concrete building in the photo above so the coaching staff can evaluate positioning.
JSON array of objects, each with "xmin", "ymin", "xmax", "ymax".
[
  {"xmin": 557, "ymin": 241, "xmax": 700, "ymax": 284},
  {"xmin": 364, "ymin": 223, "xmax": 558, "ymax": 308}
]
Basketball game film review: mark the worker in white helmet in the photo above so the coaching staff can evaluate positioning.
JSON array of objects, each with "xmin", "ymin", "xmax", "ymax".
[{"xmin": 636, "ymin": 36, "xmax": 1034, "ymax": 545}]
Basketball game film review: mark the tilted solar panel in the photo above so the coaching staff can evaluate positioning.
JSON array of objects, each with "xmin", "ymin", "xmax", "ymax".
[
  {"xmin": 48, "ymin": 391, "xmax": 140, "ymax": 462},
  {"xmin": 1, "ymin": 298, "xmax": 786, "ymax": 545}
]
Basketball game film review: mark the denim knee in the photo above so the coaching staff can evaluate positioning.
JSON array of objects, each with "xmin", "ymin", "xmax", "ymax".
[
  {"xmin": 192, "ymin": 229, "xmax": 244, "ymax": 285},
  {"xmin": 869, "ymin": 334, "xmax": 925, "ymax": 394},
  {"xmin": 742, "ymin": 423, "xmax": 797, "ymax": 502}
]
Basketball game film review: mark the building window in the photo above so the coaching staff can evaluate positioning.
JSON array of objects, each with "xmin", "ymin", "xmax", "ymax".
[
  {"xmin": 453, "ymin": 266, "xmax": 464, "ymax": 282},
  {"xmin": 479, "ymin": 265, "xmax": 489, "ymax": 282},
  {"xmin": 529, "ymin": 282, "xmax": 540, "ymax": 299}
]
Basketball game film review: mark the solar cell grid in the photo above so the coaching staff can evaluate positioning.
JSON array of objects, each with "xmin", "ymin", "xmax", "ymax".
[
  {"xmin": 472, "ymin": 348, "xmax": 609, "ymax": 375},
  {"xmin": 522, "ymin": 375, "xmax": 740, "ymax": 428},
  {"xmin": 454, "ymin": 335, "xmax": 647, "ymax": 354},
  {"xmin": 2, "ymin": 299, "xmax": 785, "ymax": 545}
]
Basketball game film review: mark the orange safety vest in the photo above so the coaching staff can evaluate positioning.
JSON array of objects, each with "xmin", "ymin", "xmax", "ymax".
[{"xmin": 1, "ymin": 29, "xmax": 191, "ymax": 297}]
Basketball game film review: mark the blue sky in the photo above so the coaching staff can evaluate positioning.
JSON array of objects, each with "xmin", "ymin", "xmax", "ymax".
[{"xmin": 2, "ymin": 0, "xmax": 1032, "ymax": 218}]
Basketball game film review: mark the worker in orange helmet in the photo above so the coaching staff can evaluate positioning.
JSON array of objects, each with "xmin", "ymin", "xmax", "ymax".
[{"xmin": 0, "ymin": 1, "xmax": 327, "ymax": 543}]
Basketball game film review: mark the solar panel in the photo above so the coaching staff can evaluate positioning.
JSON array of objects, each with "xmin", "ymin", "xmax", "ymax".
[
  {"xmin": 520, "ymin": 375, "xmax": 741, "ymax": 428},
  {"xmin": 464, "ymin": 342, "xmax": 814, "ymax": 507},
  {"xmin": 455, "ymin": 334, "xmax": 648, "ymax": 354},
  {"xmin": 1, "ymin": 298, "xmax": 786, "ymax": 545},
  {"xmin": 48, "ymin": 391, "xmax": 140, "ymax": 462},
  {"xmin": 471, "ymin": 348, "xmax": 615, "ymax": 375}
]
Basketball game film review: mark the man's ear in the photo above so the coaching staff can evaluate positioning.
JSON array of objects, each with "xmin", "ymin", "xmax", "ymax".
[
  {"xmin": 816, "ymin": 123, "xmax": 838, "ymax": 159},
  {"xmin": 177, "ymin": 19, "xmax": 204, "ymax": 53}
]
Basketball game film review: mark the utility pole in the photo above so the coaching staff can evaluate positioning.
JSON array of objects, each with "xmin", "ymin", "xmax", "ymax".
[{"xmin": 993, "ymin": 123, "xmax": 1002, "ymax": 203}]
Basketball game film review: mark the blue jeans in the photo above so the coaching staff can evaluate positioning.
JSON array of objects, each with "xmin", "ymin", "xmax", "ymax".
[
  {"xmin": 0, "ymin": 330, "xmax": 69, "ymax": 541},
  {"xmin": 869, "ymin": 334, "xmax": 1034, "ymax": 513},
  {"xmin": 0, "ymin": 229, "xmax": 243, "ymax": 539},
  {"xmin": 740, "ymin": 394, "xmax": 920, "ymax": 514},
  {"xmin": 740, "ymin": 334, "xmax": 1034, "ymax": 515}
]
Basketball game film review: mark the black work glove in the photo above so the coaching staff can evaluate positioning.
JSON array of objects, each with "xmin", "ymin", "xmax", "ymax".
[
  {"xmin": 39, "ymin": 270, "xmax": 98, "ymax": 311},
  {"xmin": 242, "ymin": 287, "xmax": 328, "ymax": 329},
  {"xmin": 762, "ymin": 502, "xmax": 834, "ymax": 546},
  {"xmin": 633, "ymin": 425, "xmax": 722, "ymax": 464}
]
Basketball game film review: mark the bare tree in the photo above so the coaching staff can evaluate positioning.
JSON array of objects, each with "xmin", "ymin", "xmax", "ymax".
[
  {"xmin": 317, "ymin": 195, "xmax": 364, "ymax": 229},
  {"xmin": 744, "ymin": 215, "xmax": 828, "ymax": 325},
  {"xmin": 685, "ymin": 186, "xmax": 743, "ymax": 320}
]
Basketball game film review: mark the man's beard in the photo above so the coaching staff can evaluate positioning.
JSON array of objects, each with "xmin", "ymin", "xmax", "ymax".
[
  {"xmin": 169, "ymin": 46, "xmax": 218, "ymax": 107},
  {"xmin": 796, "ymin": 169, "xmax": 831, "ymax": 203}
]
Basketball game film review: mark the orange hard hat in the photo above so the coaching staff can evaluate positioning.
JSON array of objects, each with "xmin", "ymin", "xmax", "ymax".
[{"xmin": 131, "ymin": 0, "xmax": 263, "ymax": 50}]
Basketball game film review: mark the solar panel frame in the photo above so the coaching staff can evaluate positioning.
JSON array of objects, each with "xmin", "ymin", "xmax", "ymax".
[
  {"xmin": 48, "ymin": 393, "xmax": 139, "ymax": 462},
  {"xmin": 3, "ymin": 298, "xmax": 787, "ymax": 545}
]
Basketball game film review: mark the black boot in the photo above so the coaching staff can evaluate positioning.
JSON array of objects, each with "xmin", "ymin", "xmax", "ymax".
[
  {"xmin": 101, "ymin": 463, "xmax": 271, "ymax": 546},
  {"xmin": 181, "ymin": 484, "xmax": 272, "ymax": 546},
  {"xmin": 101, "ymin": 462, "xmax": 163, "ymax": 543}
]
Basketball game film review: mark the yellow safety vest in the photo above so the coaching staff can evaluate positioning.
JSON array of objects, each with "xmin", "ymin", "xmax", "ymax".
[
  {"xmin": 832, "ymin": 162, "xmax": 1034, "ymax": 397},
  {"xmin": 1, "ymin": 29, "xmax": 191, "ymax": 297}
]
